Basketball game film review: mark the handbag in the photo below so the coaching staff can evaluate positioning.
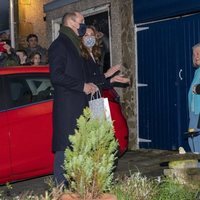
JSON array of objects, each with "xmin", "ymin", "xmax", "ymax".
[{"xmin": 89, "ymin": 90, "xmax": 112, "ymax": 121}]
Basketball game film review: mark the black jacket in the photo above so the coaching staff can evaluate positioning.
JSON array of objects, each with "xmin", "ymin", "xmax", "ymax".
[
  {"xmin": 48, "ymin": 33, "xmax": 88, "ymax": 152},
  {"xmin": 84, "ymin": 56, "xmax": 111, "ymax": 93}
]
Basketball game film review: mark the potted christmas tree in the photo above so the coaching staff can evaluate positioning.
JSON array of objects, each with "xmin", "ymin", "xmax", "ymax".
[{"xmin": 60, "ymin": 108, "xmax": 118, "ymax": 200}]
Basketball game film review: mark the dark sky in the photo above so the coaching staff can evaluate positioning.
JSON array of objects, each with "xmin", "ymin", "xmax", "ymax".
[{"xmin": 0, "ymin": 0, "xmax": 9, "ymax": 32}]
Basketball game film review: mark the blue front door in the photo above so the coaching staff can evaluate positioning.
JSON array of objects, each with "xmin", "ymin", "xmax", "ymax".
[{"xmin": 137, "ymin": 13, "xmax": 200, "ymax": 150}]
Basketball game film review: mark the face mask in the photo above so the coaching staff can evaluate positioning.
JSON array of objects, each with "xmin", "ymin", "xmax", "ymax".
[
  {"xmin": 77, "ymin": 23, "xmax": 86, "ymax": 37},
  {"xmin": 83, "ymin": 36, "xmax": 96, "ymax": 48}
]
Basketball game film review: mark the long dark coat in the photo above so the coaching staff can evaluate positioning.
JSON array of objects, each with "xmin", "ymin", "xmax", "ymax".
[{"xmin": 48, "ymin": 32, "xmax": 88, "ymax": 152}]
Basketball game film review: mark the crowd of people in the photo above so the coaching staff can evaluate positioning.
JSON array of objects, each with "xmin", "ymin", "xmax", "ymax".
[
  {"xmin": 3, "ymin": 10, "xmax": 200, "ymax": 187},
  {"xmin": 0, "ymin": 32, "xmax": 47, "ymax": 67}
]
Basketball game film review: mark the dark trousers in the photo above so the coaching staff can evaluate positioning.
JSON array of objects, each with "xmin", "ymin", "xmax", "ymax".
[{"xmin": 54, "ymin": 151, "xmax": 67, "ymax": 186}]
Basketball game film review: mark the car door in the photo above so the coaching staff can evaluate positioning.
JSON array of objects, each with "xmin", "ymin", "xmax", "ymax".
[
  {"xmin": 0, "ymin": 77, "xmax": 11, "ymax": 184},
  {"xmin": 5, "ymin": 73, "xmax": 54, "ymax": 181}
]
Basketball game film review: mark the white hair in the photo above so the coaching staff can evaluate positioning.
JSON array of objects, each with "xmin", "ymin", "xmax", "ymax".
[
  {"xmin": 192, "ymin": 43, "xmax": 200, "ymax": 67},
  {"xmin": 192, "ymin": 43, "xmax": 200, "ymax": 50}
]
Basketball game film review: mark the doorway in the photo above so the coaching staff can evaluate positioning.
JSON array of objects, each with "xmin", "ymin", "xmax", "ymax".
[{"xmin": 83, "ymin": 4, "xmax": 112, "ymax": 73}]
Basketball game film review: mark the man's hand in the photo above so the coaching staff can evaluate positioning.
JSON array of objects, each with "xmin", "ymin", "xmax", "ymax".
[{"xmin": 83, "ymin": 83, "xmax": 98, "ymax": 95}]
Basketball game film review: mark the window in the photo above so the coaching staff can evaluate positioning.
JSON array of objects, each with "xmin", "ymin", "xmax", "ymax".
[
  {"xmin": 0, "ymin": 78, "xmax": 6, "ymax": 111},
  {"xmin": 5, "ymin": 74, "xmax": 54, "ymax": 108}
]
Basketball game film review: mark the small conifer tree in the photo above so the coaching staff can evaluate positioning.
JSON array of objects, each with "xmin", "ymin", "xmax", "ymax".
[{"xmin": 64, "ymin": 107, "xmax": 118, "ymax": 199}]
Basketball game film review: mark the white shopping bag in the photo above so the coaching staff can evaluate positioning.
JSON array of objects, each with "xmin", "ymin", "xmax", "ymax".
[{"xmin": 89, "ymin": 91, "xmax": 112, "ymax": 121}]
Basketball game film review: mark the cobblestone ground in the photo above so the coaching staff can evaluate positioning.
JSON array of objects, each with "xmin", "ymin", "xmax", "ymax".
[{"xmin": 1, "ymin": 149, "xmax": 199, "ymax": 199}]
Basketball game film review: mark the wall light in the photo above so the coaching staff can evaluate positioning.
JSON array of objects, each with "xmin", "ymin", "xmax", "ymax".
[{"xmin": 20, "ymin": 0, "xmax": 31, "ymax": 5}]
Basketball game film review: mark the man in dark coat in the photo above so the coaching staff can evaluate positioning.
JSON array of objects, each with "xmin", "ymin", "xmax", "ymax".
[{"xmin": 48, "ymin": 12, "xmax": 97, "ymax": 186}]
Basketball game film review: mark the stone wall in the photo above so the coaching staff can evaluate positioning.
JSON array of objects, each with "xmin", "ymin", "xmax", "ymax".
[
  {"xmin": 119, "ymin": 0, "xmax": 137, "ymax": 149},
  {"xmin": 17, "ymin": 0, "xmax": 52, "ymax": 49},
  {"xmin": 45, "ymin": 0, "xmax": 137, "ymax": 149}
]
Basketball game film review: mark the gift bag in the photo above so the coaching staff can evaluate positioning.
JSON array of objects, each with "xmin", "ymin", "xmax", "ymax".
[{"xmin": 89, "ymin": 91, "xmax": 112, "ymax": 121}]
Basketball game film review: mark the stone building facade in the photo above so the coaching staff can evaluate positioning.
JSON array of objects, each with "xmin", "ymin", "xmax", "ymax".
[{"xmin": 17, "ymin": 0, "xmax": 137, "ymax": 149}]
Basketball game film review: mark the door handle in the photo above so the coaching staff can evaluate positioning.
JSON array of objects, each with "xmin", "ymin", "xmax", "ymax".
[
  {"xmin": 179, "ymin": 69, "xmax": 183, "ymax": 80},
  {"xmin": 137, "ymin": 83, "xmax": 148, "ymax": 87}
]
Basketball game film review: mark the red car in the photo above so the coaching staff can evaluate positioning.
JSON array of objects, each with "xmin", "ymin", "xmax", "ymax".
[{"xmin": 0, "ymin": 66, "xmax": 128, "ymax": 184}]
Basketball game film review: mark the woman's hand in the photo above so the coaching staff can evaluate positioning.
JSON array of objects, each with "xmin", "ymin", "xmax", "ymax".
[
  {"xmin": 110, "ymin": 75, "xmax": 130, "ymax": 84},
  {"xmin": 104, "ymin": 64, "xmax": 121, "ymax": 78}
]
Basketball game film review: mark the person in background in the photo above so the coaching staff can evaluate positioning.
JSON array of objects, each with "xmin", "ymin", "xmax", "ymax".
[
  {"xmin": 29, "ymin": 52, "xmax": 42, "ymax": 66},
  {"xmin": 25, "ymin": 34, "xmax": 48, "ymax": 64},
  {"xmin": 16, "ymin": 49, "xmax": 29, "ymax": 65},
  {"xmin": 0, "ymin": 31, "xmax": 10, "ymax": 42},
  {"xmin": 48, "ymin": 12, "xmax": 97, "ymax": 187},
  {"xmin": 0, "ymin": 41, "xmax": 19, "ymax": 67},
  {"xmin": 188, "ymin": 42, "xmax": 200, "ymax": 153},
  {"xmin": 81, "ymin": 25, "xmax": 130, "ymax": 90}
]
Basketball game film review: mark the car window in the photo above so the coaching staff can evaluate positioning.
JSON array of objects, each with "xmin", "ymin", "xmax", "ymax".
[
  {"xmin": 0, "ymin": 78, "xmax": 6, "ymax": 111},
  {"xmin": 5, "ymin": 74, "xmax": 54, "ymax": 108}
]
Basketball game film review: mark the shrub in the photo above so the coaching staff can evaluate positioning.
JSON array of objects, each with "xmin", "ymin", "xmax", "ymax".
[
  {"xmin": 111, "ymin": 172, "xmax": 158, "ymax": 200},
  {"xmin": 63, "ymin": 108, "xmax": 118, "ymax": 199}
]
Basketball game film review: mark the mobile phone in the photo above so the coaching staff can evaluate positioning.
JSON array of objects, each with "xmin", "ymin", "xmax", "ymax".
[{"xmin": 0, "ymin": 42, "xmax": 6, "ymax": 52}]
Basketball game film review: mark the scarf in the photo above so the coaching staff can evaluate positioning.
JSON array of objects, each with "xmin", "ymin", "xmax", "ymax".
[{"xmin": 59, "ymin": 26, "xmax": 81, "ymax": 55}]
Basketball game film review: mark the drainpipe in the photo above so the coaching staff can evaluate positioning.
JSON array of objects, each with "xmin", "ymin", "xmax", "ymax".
[{"xmin": 9, "ymin": 0, "xmax": 15, "ymax": 48}]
